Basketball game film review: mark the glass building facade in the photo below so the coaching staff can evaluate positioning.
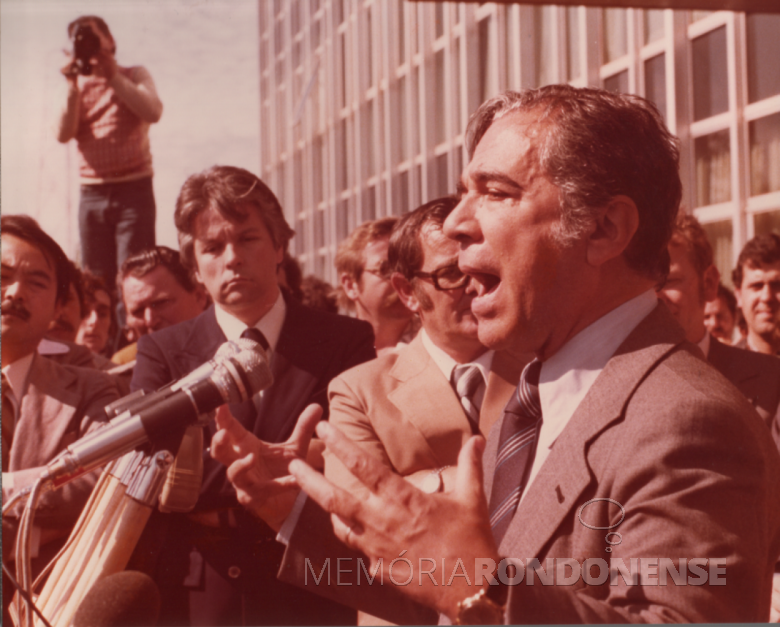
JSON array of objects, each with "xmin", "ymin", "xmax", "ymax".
[{"xmin": 258, "ymin": 1, "xmax": 780, "ymax": 287}]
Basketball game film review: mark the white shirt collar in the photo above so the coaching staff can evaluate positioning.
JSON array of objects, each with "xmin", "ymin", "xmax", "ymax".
[
  {"xmin": 523, "ymin": 290, "xmax": 659, "ymax": 498},
  {"xmin": 420, "ymin": 328, "xmax": 494, "ymax": 384},
  {"xmin": 214, "ymin": 292, "xmax": 286, "ymax": 353},
  {"xmin": 697, "ymin": 332, "xmax": 711, "ymax": 359},
  {"xmin": 2, "ymin": 351, "xmax": 36, "ymax": 407},
  {"xmin": 37, "ymin": 338, "xmax": 70, "ymax": 355}
]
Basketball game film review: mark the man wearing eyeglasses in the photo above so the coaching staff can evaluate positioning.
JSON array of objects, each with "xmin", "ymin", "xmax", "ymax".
[
  {"xmin": 335, "ymin": 217, "xmax": 416, "ymax": 355},
  {"xmin": 323, "ymin": 197, "xmax": 528, "ymax": 506}
]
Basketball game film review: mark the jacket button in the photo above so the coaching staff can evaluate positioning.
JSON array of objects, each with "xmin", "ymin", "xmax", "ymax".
[{"xmin": 228, "ymin": 566, "xmax": 241, "ymax": 579}]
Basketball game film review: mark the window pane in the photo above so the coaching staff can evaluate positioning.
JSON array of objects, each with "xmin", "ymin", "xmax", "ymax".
[
  {"xmin": 644, "ymin": 54, "xmax": 666, "ymax": 122},
  {"xmin": 436, "ymin": 153, "xmax": 449, "ymax": 197},
  {"xmin": 453, "ymin": 38, "xmax": 462, "ymax": 134},
  {"xmin": 695, "ymin": 130, "xmax": 731, "ymax": 206},
  {"xmin": 755, "ymin": 211, "xmax": 780, "ymax": 237},
  {"xmin": 295, "ymin": 214, "xmax": 308, "ymax": 255},
  {"xmin": 603, "ymin": 8, "xmax": 628, "ymax": 63},
  {"xmin": 535, "ymin": 6, "xmax": 556, "ymax": 87},
  {"xmin": 478, "ymin": 18, "xmax": 492, "ymax": 103},
  {"xmin": 394, "ymin": 170, "xmax": 410, "ymax": 215},
  {"xmin": 644, "ymin": 10, "xmax": 665, "ymax": 44},
  {"xmin": 337, "ymin": 198, "xmax": 350, "ymax": 240},
  {"xmin": 397, "ymin": 0, "xmax": 406, "ymax": 65},
  {"xmin": 566, "ymin": 7, "xmax": 580, "ymax": 82},
  {"xmin": 434, "ymin": 49, "xmax": 446, "ymax": 145},
  {"xmin": 314, "ymin": 208, "xmax": 325, "ymax": 249},
  {"xmin": 749, "ymin": 112, "xmax": 780, "ymax": 196},
  {"xmin": 692, "ymin": 27, "xmax": 728, "ymax": 122},
  {"xmin": 435, "ymin": 3, "xmax": 445, "ymax": 39},
  {"xmin": 701, "ymin": 220, "xmax": 733, "ymax": 288},
  {"xmin": 337, "ymin": 119, "xmax": 348, "ymax": 192},
  {"xmin": 604, "ymin": 70, "xmax": 629, "ymax": 95},
  {"xmin": 747, "ymin": 14, "xmax": 780, "ymax": 103}
]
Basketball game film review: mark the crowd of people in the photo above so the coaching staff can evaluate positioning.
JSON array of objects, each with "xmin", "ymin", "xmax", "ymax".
[{"xmin": 3, "ymin": 14, "xmax": 780, "ymax": 627}]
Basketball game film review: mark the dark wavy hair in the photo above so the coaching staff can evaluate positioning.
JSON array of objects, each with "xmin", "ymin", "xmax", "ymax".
[{"xmin": 465, "ymin": 86, "xmax": 681, "ymax": 281}]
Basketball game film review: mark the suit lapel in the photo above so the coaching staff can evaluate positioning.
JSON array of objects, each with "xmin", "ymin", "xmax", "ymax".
[
  {"xmin": 12, "ymin": 354, "xmax": 79, "ymax": 472},
  {"xmin": 491, "ymin": 304, "xmax": 687, "ymax": 558},
  {"xmin": 387, "ymin": 336, "xmax": 472, "ymax": 466}
]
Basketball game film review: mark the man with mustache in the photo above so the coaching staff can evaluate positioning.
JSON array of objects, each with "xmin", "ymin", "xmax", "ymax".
[
  {"xmin": 336, "ymin": 217, "xmax": 416, "ymax": 355},
  {"xmin": 130, "ymin": 165, "xmax": 375, "ymax": 626},
  {"xmin": 1, "ymin": 214, "xmax": 119, "ymax": 621},
  {"xmin": 215, "ymin": 87, "xmax": 780, "ymax": 623}
]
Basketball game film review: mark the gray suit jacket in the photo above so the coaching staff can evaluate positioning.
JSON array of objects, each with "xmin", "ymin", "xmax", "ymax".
[{"xmin": 281, "ymin": 305, "xmax": 780, "ymax": 623}]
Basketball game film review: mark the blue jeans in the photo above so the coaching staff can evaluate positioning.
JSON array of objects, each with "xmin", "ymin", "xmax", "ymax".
[{"xmin": 78, "ymin": 177, "xmax": 156, "ymax": 286}]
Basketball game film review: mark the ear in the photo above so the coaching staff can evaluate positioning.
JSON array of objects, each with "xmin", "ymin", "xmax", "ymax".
[
  {"xmin": 586, "ymin": 195, "xmax": 640, "ymax": 268},
  {"xmin": 390, "ymin": 272, "xmax": 421, "ymax": 313},
  {"xmin": 340, "ymin": 273, "xmax": 360, "ymax": 302},
  {"xmin": 702, "ymin": 264, "xmax": 720, "ymax": 302}
]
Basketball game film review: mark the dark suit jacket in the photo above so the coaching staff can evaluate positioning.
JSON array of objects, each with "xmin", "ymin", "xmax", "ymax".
[
  {"xmin": 707, "ymin": 334, "xmax": 780, "ymax": 425},
  {"xmin": 280, "ymin": 305, "xmax": 780, "ymax": 624},
  {"xmin": 130, "ymin": 298, "xmax": 375, "ymax": 625}
]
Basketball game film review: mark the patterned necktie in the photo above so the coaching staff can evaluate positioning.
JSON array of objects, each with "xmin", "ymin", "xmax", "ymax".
[
  {"xmin": 241, "ymin": 327, "xmax": 270, "ymax": 352},
  {"xmin": 2, "ymin": 373, "xmax": 16, "ymax": 472},
  {"xmin": 451, "ymin": 363, "xmax": 484, "ymax": 428},
  {"xmin": 488, "ymin": 359, "xmax": 543, "ymax": 544}
]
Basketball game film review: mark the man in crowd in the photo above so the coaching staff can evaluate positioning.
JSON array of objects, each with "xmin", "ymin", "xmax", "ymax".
[
  {"xmin": 336, "ymin": 217, "xmax": 416, "ymax": 355},
  {"xmin": 1, "ymin": 215, "xmax": 119, "ymax": 621},
  {"xmin": 325, "ymin": 197, "xmax": 526, "ymax": 499},
  {"xmin": 732, "ymin": 233, "xmax": 780, "ymax": 356},
  {"xmin": 57, "ymin": 15, "xmax": 162, "ymax": 292},
  {"xmin": 75, "ymin": 271, "xmax": 115, "ymax": 362},
  {"xmin": 704, "ymin": 283, "xmax": 737, "ymax": 344},
  {"xmin": 112, "ymin": 245, "xmax": 208, "ymax": 365},
  {"xmin": 130, "ymin": 165, "xmax": 375, "ymax": 626},
  {"xmin": 657, "ymin": 213, "xmax": 780, "ymax": 424},
  {"xmin": 39, "ymin": 259, "xmax": 97, "ymax": 369},
  {"xmin": 215, "ymin": 87, "xmax": 780, "ymax": 623}
]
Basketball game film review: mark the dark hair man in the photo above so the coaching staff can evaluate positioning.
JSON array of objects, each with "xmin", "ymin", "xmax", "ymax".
[
  {"xmin": 732, "ymin": 233, "xmax": 780, "ymax": 356},
  {"xmin": 335, "ymin": 217, "xmax": 416, "ymax": 354},
  {"xmin": 658, "ymin": 213, "xmax": 780, "ymax": 424},
  {"xmin": 130, "ymin": 165, "xmax": 375, "ymax": 626},
  {"xmin": 215, "ymin": 87, "xmax": 780, "ymax": 624},
  {"xmin": 704, "ymin": 283, "xmax": 737, "ymax": 344},
  {"xmin": 1, "ymin": 214, "xmax": 119, "ymax": 621},
  {"xmin": 118, "ymin": 246, "xmax": 208, "ymax": 341},
  {"xmin": 325, "ymin": 195, "xmax": 527, "ymax": 505},
  {"xmin": 57, "ymin": 15, "xmax": 162, "ymax": 290},
  {"xmin": 76, "ymin": 271, "xmax": 116, "ymax": 358}
]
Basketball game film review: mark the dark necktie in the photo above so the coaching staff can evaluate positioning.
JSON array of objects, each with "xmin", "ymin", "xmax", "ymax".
[
  {"xmin": 241, "ymin": 327, "xmax": 270, "ymax": 352},
  {"xmin": 488, "ymin": 359, "xmax": 543, "ymax": 544}
]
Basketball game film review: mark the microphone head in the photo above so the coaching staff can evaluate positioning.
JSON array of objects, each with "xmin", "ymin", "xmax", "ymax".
[
  {"xmin": 72, "ymin": 570, "xmax": 161, "ymax": 627},
  {"xmin": 212, "ymin": 339, "xmax": 274, "ymax": 403}
]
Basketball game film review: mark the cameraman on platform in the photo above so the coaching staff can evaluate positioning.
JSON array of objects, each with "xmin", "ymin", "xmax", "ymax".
[{"xmin": 57, "ymin": 15, "xmax": 162, "ymax": 301}]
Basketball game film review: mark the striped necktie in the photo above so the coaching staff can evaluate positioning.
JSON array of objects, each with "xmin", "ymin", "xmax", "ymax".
[
  {"xmin": 451, "ymin": 363, "xmax": 484, "ymax": 429},
  {"xmin": 488, "ymin": 359, "xmax": 543, "ymax": 544}
]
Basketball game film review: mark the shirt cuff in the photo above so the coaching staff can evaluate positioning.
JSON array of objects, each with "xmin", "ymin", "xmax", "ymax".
[{"xmin": 275, "ymin": 491, "xmax": 308, "ymax": 546}]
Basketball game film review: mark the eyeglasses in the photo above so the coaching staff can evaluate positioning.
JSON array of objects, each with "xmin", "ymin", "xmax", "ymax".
[{"xmin": 413, "ymin": 264, "xmax": 469, "ymax": 291}]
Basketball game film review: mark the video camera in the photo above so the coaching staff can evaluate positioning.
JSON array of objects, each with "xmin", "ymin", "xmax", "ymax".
[{"xmin": 73, "ymin": 23, "xmax": 101, "ymax": 75}]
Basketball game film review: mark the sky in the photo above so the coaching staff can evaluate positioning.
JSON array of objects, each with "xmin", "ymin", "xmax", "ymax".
[{"xmin": 1, "ymin": 0, "xmax": 261, "ymax": 259}]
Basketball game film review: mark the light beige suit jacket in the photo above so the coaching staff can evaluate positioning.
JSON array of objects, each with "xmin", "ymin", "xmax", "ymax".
[
  {"xmin": 4, "ymin": 353, "xmax": 119, "ymax": 528},
  {"xmin": 324, "ymin": 334, "xmax": 527, "ymax": 498}
]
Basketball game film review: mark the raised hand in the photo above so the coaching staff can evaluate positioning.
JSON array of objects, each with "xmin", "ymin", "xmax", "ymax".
[
  {"xmin": 211, "ymin": 403, "xmax": 321, "ymax": 530},
  {"xmin": 289, "ymin": 421, "xmax": 500, "ymax": 620}
]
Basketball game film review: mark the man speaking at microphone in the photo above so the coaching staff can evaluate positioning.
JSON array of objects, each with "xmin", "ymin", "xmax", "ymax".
[{"xmin": 130, "ymin": 165, "xmax": 375, "ymax": 626}]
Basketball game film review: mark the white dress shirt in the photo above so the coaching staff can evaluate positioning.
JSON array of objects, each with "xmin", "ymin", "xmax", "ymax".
[{"xmin": 524, "ymin": 290, "xmax": 659, "ymax": 499}]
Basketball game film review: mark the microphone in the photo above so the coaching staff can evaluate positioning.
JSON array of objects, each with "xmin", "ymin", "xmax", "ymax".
[
  {"xmin": 71, "ymin": 571, "xmax": 161, "ymax": 627},
  {"xmin": 43, "ymin": 340, "xmax": 273, "ymax": 488},
  {"xmin": 102, "ymin": 338, "xmax": 257, "ymax": 420}
]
